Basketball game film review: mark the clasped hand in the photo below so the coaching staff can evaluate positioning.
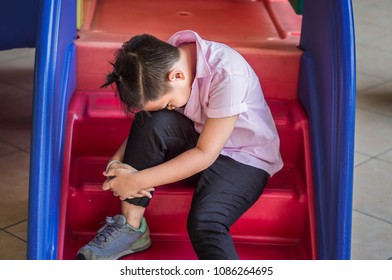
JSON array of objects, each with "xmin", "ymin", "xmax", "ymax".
[{"xmin": 102, "ymin": 162, "xmax": 154, "ymax": 200}]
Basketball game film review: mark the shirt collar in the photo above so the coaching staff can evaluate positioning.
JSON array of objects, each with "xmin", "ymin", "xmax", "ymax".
[{"xmin": 167, "ymin": 30, "xmax": 212, "ymax": 78}]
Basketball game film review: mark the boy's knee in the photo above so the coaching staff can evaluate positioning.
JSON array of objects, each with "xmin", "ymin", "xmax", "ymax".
[
  {"xmin": 187, "ymin": 211, "xmax": 227, "ymax": 241},
  {"xmin": 133, "ymin": 110, "xmax": 179, "ymax": 132}
]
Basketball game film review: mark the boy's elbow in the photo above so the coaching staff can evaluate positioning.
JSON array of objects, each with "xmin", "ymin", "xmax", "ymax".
[{"xmin": 195, "ymin": 147, "xmax": 220, "ymax": 170}]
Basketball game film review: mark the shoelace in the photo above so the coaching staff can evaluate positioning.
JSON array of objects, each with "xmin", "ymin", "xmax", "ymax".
[{"xmin": 94, "ymin": 217, "xmax": 122, "ymax": 244}]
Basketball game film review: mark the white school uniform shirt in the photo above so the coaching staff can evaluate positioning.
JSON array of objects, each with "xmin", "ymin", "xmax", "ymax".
[{"xmin": 168, "ymin": 30, "xmax": 283, "ymax": 176}]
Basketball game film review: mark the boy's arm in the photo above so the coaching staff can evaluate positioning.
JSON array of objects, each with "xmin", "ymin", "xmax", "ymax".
[
  {"xmin": 103, "ymin": 115, "xmax": 239, "ymax": 199},
  {"xmin": 109, "ymin": 137, "xmax": 128, "ymax": 162}
]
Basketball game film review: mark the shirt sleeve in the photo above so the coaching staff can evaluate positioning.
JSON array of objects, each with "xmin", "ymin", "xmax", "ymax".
[{"xmin": 206, "ymin": 70, "xmax": 249, "ymax": 118}]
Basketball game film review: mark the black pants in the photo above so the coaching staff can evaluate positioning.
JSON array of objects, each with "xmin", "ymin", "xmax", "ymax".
[{"xmin": 123, "ymin": 110, "xmax": 269, "ymax": 259}]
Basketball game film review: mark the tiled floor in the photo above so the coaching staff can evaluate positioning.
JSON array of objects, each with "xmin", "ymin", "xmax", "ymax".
[
  {"xmin": 351, "ymin": 0, "xmax": 392, "ymax": 260},
  {"xmin": 0, "ymin": 48, "xmax": 34, "ymax": 259},
  {"xmin": 0, "ymin": 0, "xmax": 391, "ymax": 260}
]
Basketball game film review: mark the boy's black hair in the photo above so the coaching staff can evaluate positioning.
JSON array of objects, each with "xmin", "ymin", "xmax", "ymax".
[{"xmin": 101, "ymin": 34, "xmax": 180, "ymax": 113}]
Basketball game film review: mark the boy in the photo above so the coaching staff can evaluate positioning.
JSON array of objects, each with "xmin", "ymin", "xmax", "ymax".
[{"xmin": 77, "ymin": 30, "xmax": 283, "ymax": 260}]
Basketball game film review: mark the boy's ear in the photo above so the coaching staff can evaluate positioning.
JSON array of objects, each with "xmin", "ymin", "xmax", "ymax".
[{"xmin": 168, "ymin": 69, "xmax": 184, "ymax": 81}]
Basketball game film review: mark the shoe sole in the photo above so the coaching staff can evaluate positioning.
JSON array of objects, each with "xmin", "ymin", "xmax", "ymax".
[{"xmin": 111, "ymin": 239, "xmax": 152, "ymax": 260}]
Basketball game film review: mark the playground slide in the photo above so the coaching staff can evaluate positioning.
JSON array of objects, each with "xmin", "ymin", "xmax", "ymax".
[{"xmin": 28, "ymin": 0, "xmax": 356, "ymax": 260}]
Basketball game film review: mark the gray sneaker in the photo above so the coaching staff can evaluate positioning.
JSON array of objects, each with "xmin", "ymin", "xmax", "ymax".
[{"xmin": 76, "ymin": 215, "xmax": 151, "ymax": 260}]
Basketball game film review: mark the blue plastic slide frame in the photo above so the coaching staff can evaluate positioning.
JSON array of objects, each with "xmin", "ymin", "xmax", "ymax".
[
  {"xmin": 27, "ymin": 0, "xmax": 77, "ymax": 259},
  {"xmin": 298, "ymin": 0, "xmax": 356, "ymax": 259}
]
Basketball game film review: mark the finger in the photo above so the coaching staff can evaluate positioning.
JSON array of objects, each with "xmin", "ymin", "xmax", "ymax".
[
  {"xmin": 102, "ymin": 179, "xmax": 111, "ymax": 191},
  {"xmin": 139, "ymin": 190, "xmax": 153, "ymax": 198},
  {"xmin": 103, "ymin": 168, "xmax": 118, "ymax": 178},
  {"xmin": 129, "ymin": 192, "xmax": 146, "ymax": 198},
  {"xmin": 103, "ymin": 176, "xmax": 117, "ymax": 191}
]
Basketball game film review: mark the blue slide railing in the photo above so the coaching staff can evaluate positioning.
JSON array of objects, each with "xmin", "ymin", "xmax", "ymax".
[
  {"xmin": 298, "ymin": 0, "xmax": 356, "ymax": 259},
  {"xmin": 27, "ymin": 0, "xmax": 77, "ymax": 259}
]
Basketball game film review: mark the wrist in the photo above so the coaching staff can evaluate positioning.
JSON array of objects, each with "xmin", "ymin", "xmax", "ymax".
[
  {"xmin": 135, "ymin": 169, "xmax": 149, "ymax": 190},
  {"xmin": 106, "ymin": 159, "xmax": 121, "ymax": 173}
]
